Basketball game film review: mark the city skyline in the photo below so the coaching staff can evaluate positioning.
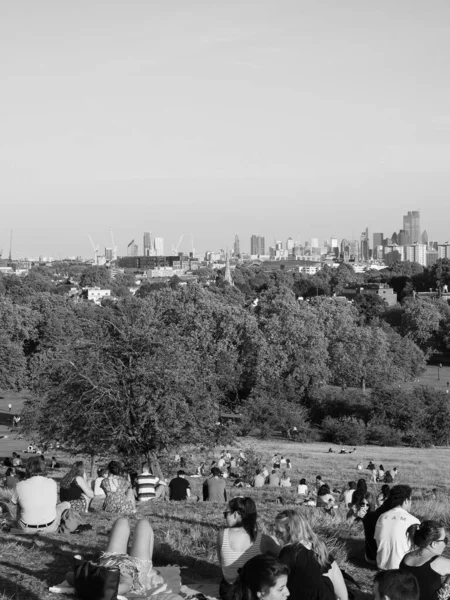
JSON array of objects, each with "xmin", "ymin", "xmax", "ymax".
[{"xmin": 1, "ymin": 1, "xmax": 450, "ymax": 256}]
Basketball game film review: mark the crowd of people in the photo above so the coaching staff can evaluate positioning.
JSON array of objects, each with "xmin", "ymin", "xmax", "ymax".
[{"xmin": 1, "ymin": 449, "xmax": 447, "ymax": 600}]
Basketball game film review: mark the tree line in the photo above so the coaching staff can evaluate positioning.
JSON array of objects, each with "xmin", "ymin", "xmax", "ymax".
[{"xmin": 0, "ymin": 259, "xmax": 449, "ymax": 459}]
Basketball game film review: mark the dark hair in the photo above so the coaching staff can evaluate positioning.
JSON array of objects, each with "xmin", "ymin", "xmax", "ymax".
[
  {"xmin": 232, "ymin": 555, "xmax": 288, "ymax": 600},
  {"xmin": 357, "ymin": 492, "xmax": 376, "ymax": 512},
  {"xmin": 317, "ymin": 484, "xmax": 330, "ymax": 496},
  {"xmin": 316, "ymin": 475, "xmax": 322, "ymax": 481},
  {"xmin": 374, "ymin": 569, "xmax": 419, "ymax": 600},
  {"xmin": 387, "ymin": 485, "xmax": 412, "ymax": 509},
  {"xmin": 255, "ymin": 469, "xmax": 261, "ymax": 475},
  {"xmin": 300, "ymin": 478, "xmax": 306, "ymax": 485},
  {"xmin": 108, "ymin": 461, "xmax": 122, "ymax": 476},
  {"xmin": 380, "ymin": 484, "xmax": 390, "ymax": 498},
  {"xmin": 177, "ymin": 469, "xmax": 186, "ymax": 476},
  {"xmin": 379, "ymin": 464, "xmax": 385, "ymax": 470},
  {"xmin": 349, "ymin": 481, "xmax": 357, "ymax": 489},
  {"xmin": 406, "ymin": 520, "xmax": 444, "ymax": 551},
  {"xmin": 356, "ymin": 478, "xmax": 367, "ymax": 493},
  {"xmin": 141, "ymin": 462, "xmax": 150, "ymax": 471},
  {"xmin": 227, "ymin": 497, "xmax": 258, "ymax": 542},
  {"xmin": 60, "ymin": 461, "xmax": 84, "ymax": 490},
  {"xmin": 97, "ymin": 468, "xmax": 106, "ymax": 478},
  {"xmin": 211, "ymin": 467, "xmax": 221, "ymax": 477},
  {"xmin": 5, "ymin": 467, "xmax": 14, "ymax": 477},
  {"xmin": 26, "ymin": 455, "xmax": 47, "ymax": 477}
]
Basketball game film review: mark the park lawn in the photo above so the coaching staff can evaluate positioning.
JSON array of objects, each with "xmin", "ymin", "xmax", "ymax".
[{"xmin": 2, "ymin": 438, "xmax": 450, "ymax": 600}]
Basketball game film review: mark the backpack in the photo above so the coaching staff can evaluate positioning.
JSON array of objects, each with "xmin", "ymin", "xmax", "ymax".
[{"xmin": 59, "ymin": 508, "xmax": 83, "ymax": 534}]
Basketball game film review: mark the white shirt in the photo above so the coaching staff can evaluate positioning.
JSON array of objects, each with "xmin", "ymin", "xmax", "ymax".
[
  {"xmin": 297, "ymin": 484, "xmax": 308, "ymax": 495},
  {"xmin": 342, "ymin": 489, "xmax": 355, "ymax": 506},
  {"xmin": 11, "ymin": 476, "xmax": 58, "ymax": 526},
  {"xmin": 94, "ymin": 476, "xmax": 106, "ymax": 496},
  {"xmin": 374, "ymin": 506, "xmax": 420, "ymax": 570}
]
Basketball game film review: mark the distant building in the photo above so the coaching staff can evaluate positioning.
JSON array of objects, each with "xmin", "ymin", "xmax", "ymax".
[
  {"xmin": 438, "ymin": 243, "xmax": 450, "ymax": 259},
  {"xmin": 310, "ymin": 237, "xmax": 319, "ymax": 250},
  {"xmin": 105, "ymin": 247, "xmax": 113, "ymax": 261},
  {"xmin": 250, "ymin": 235, "xmax": 265, "ymax": 256},
  {"xmin": 154, "ymin": 237, "xmax": 164, "ymax": 256},
  {"xmin": 82, "ymin": 287, "xmax": 111, "ymax": 305},
  {"xmin": 373, "ymin": 233, "xmax": 384, "ymax": 259},
  {"xmin": 405, "ymin": 243, "xmax": 427, "ymax": 266},
  {"xmin": 421, "ymin": 230, "xmax": 429, "ymax": 245},
  {"xmin": 339, "ymin": 283, "xmax": 397, "ymax": 306},
  {"xmin": 143, "ymin": 231, "xmax": 153, "ymax": 256},
  {"xmin": 127, "ymin": 240, "xmax": 138, "ymax": 256},
  {"xmin": 360, "ymin": 227, "xmax": 369, "ymax": 261},
  {"xmin": 233, "ymin": 234, "xmax": 240, "ymax": 257},
  {"xmin": 384, "ymin": 244, "xmax": 405, "ymax": 265},
  {"xmin": 403, "ymin": 210, "xmax": 421, "ymax": 244},
  {"xmin": 426, "ymin": 251, "xmax": 438, "ymax": 267},
  {"xmin": 118, "ymin": 255, "xmax": 180, "ymax": 269}
]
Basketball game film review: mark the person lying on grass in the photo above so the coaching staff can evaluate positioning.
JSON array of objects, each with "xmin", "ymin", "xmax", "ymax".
[{"xmin": 65, "ymin": 517, "xmax": 164, "ymax": 597}]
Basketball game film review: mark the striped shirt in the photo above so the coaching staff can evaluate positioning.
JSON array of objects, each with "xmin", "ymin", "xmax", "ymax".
[
  {"xmin": 135, "ymin": 472, "xmax": 159, "ymax": 501},
  {"xmin": 221, "ymin": 528, "xmax": 263, "ymax": 584}
]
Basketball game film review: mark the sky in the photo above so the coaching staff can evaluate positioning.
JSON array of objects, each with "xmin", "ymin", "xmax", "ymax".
[{"xmin": 1, "ymin": 0, "xmax": 450, "ymax": 258}]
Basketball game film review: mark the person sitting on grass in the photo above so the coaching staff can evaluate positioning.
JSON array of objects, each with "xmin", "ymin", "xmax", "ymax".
[
  {"xmin": 274, "ymin": 510, "xmax": 348, "ymax": 600},
  {"xmin": 101, "ymin": 461, "xmax": 136, "ymax": 514},
  {"xmin": 297, "ymin": 478, "xmax": 308, "ymax": 497},
  {"xmin": 279, "ymin": 472, "xmax": 291, "ymax": 488},
  {"xmin": 352, "ymin": 478, "xmax": 368, "ymax": 507},
  {"xmin": 400, "ymin": 520, "xmax": 450, "ymax": 600},
  {"xmin": 4, "ymin": 467, "xmax": 18, "ymax": 489},
  {"xmin": 339, "ymin": 481, "xmax": 357, "ymax": 508},
  {"xmin": 10, "ymin": 455, "xmax": 70, "ymax": 533},
  {"xmin": 347, "ymin": 493, "xmax": 375, "ymax": 524},
  {"xmin": 218, "ymin": 496, "xmax": 280, "ymax": 600},
  {"xmin": 316, "ymin": 485, "xmax": 337, "ymax": 516},
  {"xmin": 60, "ymin": 461, "xmax": 94, "ymax": 514},
  {"xmin": 65, "ymin": 517, "xmax": 165, "ymax": 597},
  {"xmin": 168, "ymin": 470, "xmax": 196, "ymax": 501},
  {"xmin": 373, "ymin": 569, "xmax": 419, "ymax": 600},
  {"xmin": 269, "ymin": 470, "xmax": 280, "ymax": 487},
  {"xmin": 204, "ymin": 467, "xmax": 227, "ymax": 502},
  {"xmin": 253, "ymin": 469, "xmax": 265, "ymax": 488},
  {"xmin": 377, "ymin": 484, "xmax": 391, "ymax": 507},
  {"xmin": 231, "ymin": 554, "xmax": 289, "ymax": 600}
]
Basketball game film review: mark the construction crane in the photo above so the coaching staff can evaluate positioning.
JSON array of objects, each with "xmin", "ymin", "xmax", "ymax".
[
  {"xmin": 171, "ymin": 234, "xmax": 184, "ymax": 255},
  {"xmin": 110, "ymin": 229, "xmax": 118, "ymax": 261},
  {"xmin": 87, "ymin": 234, "xmax": 99, "ymax": 264}
]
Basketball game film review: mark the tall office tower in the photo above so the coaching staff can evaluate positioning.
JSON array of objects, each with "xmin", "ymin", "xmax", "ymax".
[
  {"xmin": 143, "ymin": 231, "xmax": 153, "ymax": 256},
  {"xmin": 154, "ymin": 237, "xmax": 164, "ymax": 255},
  {"xmin": 349, "ymin": 240, "xmax": 360, "ymax": 261},
  {"xmin": 421, "ymin": 230, "xmax": 428, "ymax": 245},
  {"xmin": 105, "ymin": 247, "xmax": 113, "ymax": 261},
  {"xmin": 330, "ymin": 237, "xmax": 338, "ymax": 249},
  {"xmin": 398, "ymin": 230, "xmax": 407, "ymax": 246},
  {"xmin": 286, "ymin": 237, "xmax": 294, "ymax": 253},
  {"xmin": 403, "ymin": 210, "xmax": 421, "ymax": 244},
  {"xmin": 373, "ymin": 233, "xmax": 384, "ymax": 259},
  {"xmin": 233, "ymin": 234, "xmax": 240, "ymax": 257},
  {"xmin": 250, "ymin": 235, "xmax": 265, "ymax": 255},
  {"xmin": 340, "ymin": 239, "xmax": 349, "ymax": 260},
  {"xmin": 391, "ymin": 231, "xmax": 398, "ymax": 244},
  {"xmin": 310, "ymin": 237, "xmax": 319, "ymax": 249},
  {"xmin": 360, "ymin": 228, "xmax": 369, "ymax": 261},
  {"xmin": 438, "ymin": 243, "xmax": 450, "ymax": 259},
  {"xmin": 127, "ymin": 239, "xmax": 138, "ymax": 256}
]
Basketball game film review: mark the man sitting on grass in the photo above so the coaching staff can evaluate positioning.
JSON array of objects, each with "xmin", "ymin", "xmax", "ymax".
[
  {"xmin": 374, "ymin": 569, "xmax": 419, "ymax": 600},
  {"xmin": 135, "ymin": 462, "xmax": 167, "ymax": 502},
  {"xmin": 168, "ymin": 470, "xmax": 196, "ymax": 501}
]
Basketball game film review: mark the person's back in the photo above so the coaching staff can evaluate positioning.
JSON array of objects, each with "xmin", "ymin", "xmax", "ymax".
[
  {"xmin": 135, "ymin": 465, "xmax": 159, "ymax": 502},
  {"xmin": 169, "ymin": 471, "xmax": 190, "ymax": 501},
  {"xmin": 269, "ymin": 471, "xmax": 280, "ymax": 486},
  {"xmin": 207, "ymin": 476, "xmax": 227, "ymax": 502},
  {"xmin": 374, "ymin": 569, "xmax": 420, "ymax": 600},
  {"xmin": 253, "ymin": 473, "xmax": 265, "ymax": 488},
  {"xmin": 12, "ymin": 475, "xmax": 57, "ymax": 525},
  {"xmin": 375, "ymin": 486, "xmax": 419, "ymax": 570},
  {"xmin": 5, "ymin": 474, "xmax": 18, "ymax": 489}
]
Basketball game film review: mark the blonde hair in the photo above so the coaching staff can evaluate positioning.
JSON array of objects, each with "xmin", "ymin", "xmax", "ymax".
[{"xmin": 275, "ymin": 510, "xmax": 330, "ymax": 568}]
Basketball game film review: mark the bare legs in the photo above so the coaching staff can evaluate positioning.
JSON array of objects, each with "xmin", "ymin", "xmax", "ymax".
[{"xmin": 105, "ymin": 517, "xmax": 154, "ymax": 560}]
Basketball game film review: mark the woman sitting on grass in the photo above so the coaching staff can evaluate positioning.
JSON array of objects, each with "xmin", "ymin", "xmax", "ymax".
[
  {"xmin": 400, "ymin": 520, "xmax": 450, "ymax": 600},
  {"xmin": 59, "ymin": 461, "xmax": 94, "ymax": 513},
  {"xmin": 65, "ymin": 517, "xmax": 164, "ymax": 597},
  {"xmin": 231, "ymin": 554, "xmax": 289, "ymax": 600},
  {"xmin": 376, "ymin": 484, "xmax": 390, "ymax": 507},
  {"xmin": 218, "ymin": 496, "xmax": 280, "ymax": 600},
  {"xmin": 274, "ymin": 510, "xmax": 348, "ymax": 600},
  {"xmin": 316, "ymin": 485, "xmax": 337, "ymax": 516},
  {"xmin": 101, "ymin": 461, "xmax": 136, "ymax": 514}
]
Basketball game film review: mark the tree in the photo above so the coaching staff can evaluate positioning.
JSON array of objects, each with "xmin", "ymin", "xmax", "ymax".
[
  {"xmin": 79, "ymin": 266, "xmax": 111, "ymax": 288},
  {"xmin": 0, "ymin": 333, "xmax": 27, "ymax": 390},
  {"xmin": 353, "ymin": 294, "xmax": 388, "ymax": 324},
  {"xmin": 401, "ymin": 298, "xmax": 442, "ymax": 353}
]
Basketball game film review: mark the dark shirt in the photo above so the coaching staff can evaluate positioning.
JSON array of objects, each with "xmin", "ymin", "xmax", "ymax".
[
  {"xmin": 363, "ymin": 503, "xmax": 391, "ymax": 561},
  {"xmin": 400, "ymin": 556, "xmax": 442, "ymax": 600},
  {"xmin": 60, "ymin": 480, "xmax": 83, "ymax": 502},
  {"xmin": 169, "ymin": 476, "xmax": 190, "ymax": 501},
  {"xmin": 279, "ymin": 544, "xmax": 335, "ymax": 600},
  {"xmin": 5, "ymin": 475, "xmax": 18, "ymax": 489}
]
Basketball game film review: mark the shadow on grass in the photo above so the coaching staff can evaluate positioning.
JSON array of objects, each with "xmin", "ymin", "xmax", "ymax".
[
  {"xmin": 0, "ymin": 574, "xmax": 43, "ymax": 600},
  {"xmin": 155, "ymin": 541, "xmax": 221, "ymax": 582}
]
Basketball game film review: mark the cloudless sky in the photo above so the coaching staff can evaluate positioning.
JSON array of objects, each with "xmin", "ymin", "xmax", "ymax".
[{"xmin": 1, "ymin": 0, "xmax": 450, "ymax": 258}]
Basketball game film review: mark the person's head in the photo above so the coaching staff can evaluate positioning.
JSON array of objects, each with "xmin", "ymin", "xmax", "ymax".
[
  {"xmin": 281, "ymin": 472, "xmax": 288, "ymax": 480},
  {"xmin": 225, "ymin": 497, "xmax": 258, "ymax": 541},
  {"xmin": 274, "ymin": 510, "xmax": 330, "ymax": 568},
  {"xmin": 406, "ymin": 520, "xmax": 447, "ymax": 556},
  {"xmin": 387, "ymin": 485, "xmax": 413, "ymax": 511},
  {"xmin": 316, "ymin": 475, "xmax": 322, "ymax": 482},
  {"xmin": 177, "ymin": 469, "xmax": 186, "ymax": 477},
  {"xmin": 211, "ymin": 467, "xmax": 221, "ymax": 477},
  {"xmin": 5, "ymin": 467, "xmax": 15, "ymax": 477},
  {"xmin": 299, "ymin": 478, "xmax": 306, "ymax": 485},
  {"xmin": 374, "ymin": 570, "xmax": 419, "ymax": 600},
  {"xmin": 60, "ymin": 460, "xmax": 84, "ymax": 488},
  {"xmin": 272, "ymin": 469, "xmax": 276, "ymax": 475},
  {"xmin": 256, "ymin": 469, "xmax": 261, "ymax": 475},
  {"xmin": 356, "ymin": 478, "xmax": 367, "ymax": 493},
  {"xmin": 349, "ymin": 481, "xmax": 357, "ymax": 490},
  {"xmin": 97, "ymin": 467, "xmax": 106, "ymax": 478},
  {"xmin": 108, "ymin": 461, "xmax": 122, "ymax": 476},
  {"xmin": 286, "ymin": 459, "xmax": 291, "ymax": 464},
  {"xmin": 357, "ymin": 492, "xmax": 376, "ymax": 513},
  {"xmin": 381, "ymin": 484, "xmax": 390, "ymax": 498},
  {"xmin": 141, "ymin": 462, "xmax": 150, "ymax": 473},
  {"xmin": 26, "ymin": 455, "xmax": 47, "ymax": 478},
  {"xmin": 317, "ymin": 484, "xmax": 330, "ymax": 496},
  {"xmin": 233, "ymin": 555, "xmax": 289, "ymax": 600},
  {"xmin": 12, "ymin": 452, "xmax": 17, "ymax": 458},
  {"xmin": 379, "ymin": 464, "xmax": 385, "ymax": 470}
]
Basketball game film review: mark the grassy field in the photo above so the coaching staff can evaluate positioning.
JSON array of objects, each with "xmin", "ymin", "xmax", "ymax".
[{"xmin": 1, "ymin": 438, "xmax": 450, "ymax": 600}]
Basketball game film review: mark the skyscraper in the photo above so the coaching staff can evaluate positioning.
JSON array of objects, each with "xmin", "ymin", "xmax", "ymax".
[
  {"xmin": 143, "ymin": 231, "xmax": 153, "ymax": 256},
  {"xmin": 127, "ymin": 239, "xmax": 138, "ymax": 256},
  {"xmin": 360, "ymin": 227, "xmax": 369, "ymax": 261},
  {"xmin": 421, "ymin": 230, "xmax": 428, "ymax": 245},
  {"xmin": 373, "ymin": 233, "xmax": 384, "ymax": 259},
  {"xmin": 233, "ymin": 234, "xmax": 240, "ymax": 257},
  {"xmin": 403, "ymin": 211, "xmax": 421, "ymax": 244},
  {"xmin": 154, "ymin": 237, "xmax": 164, "ymax": 255},
  {"xmin": 250, "ymin": 235, "xmax": 265, "ymax": 256}
]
